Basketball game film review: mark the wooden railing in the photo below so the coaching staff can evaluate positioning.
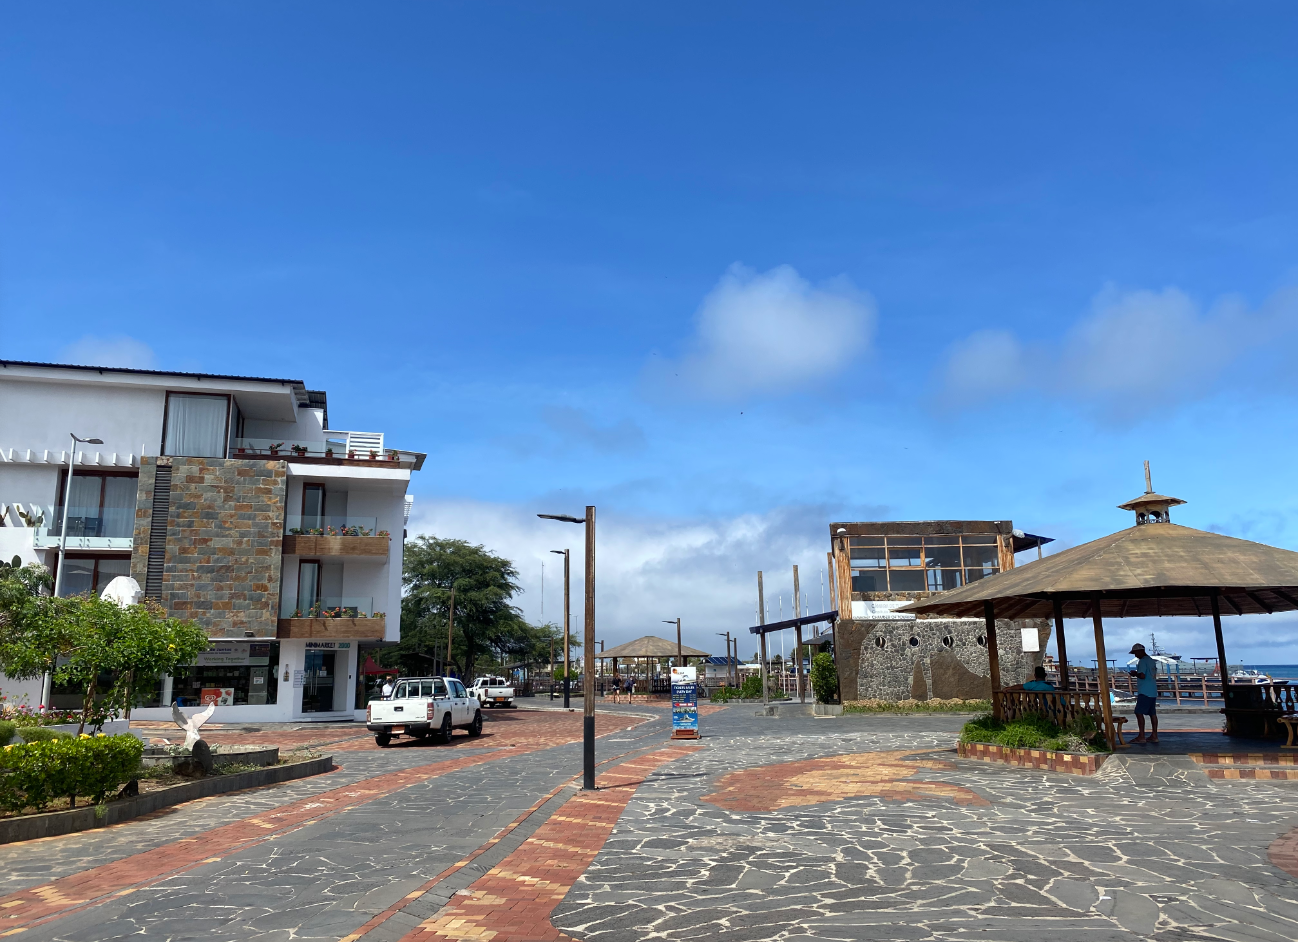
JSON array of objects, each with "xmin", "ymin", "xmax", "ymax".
[{"xmin": 997, "ymin": 688, "xmax": 1112, "ymax": 727}]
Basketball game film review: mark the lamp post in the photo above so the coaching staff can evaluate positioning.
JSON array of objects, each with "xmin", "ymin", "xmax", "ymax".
[
  {"xmin": 662, "ymin": 618, "xmax": 682, "ymax": 668},
  {"xmin": 538, "ymin": 507, "xmax": 596, "ymax": 790},
  {"xmin": 717, "ymin": 631, "xmax": 731, "ymax": 687},
  {"xmin": 53, "ymin": 434, "xmax": 104, "ymax": 598},
  {"xmin": 550, "ymin": 549, "xmax": 571, "ymax": 708}
]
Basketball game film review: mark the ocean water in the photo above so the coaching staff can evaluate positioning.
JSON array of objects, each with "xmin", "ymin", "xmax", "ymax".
[{"xmin": 1244, "ymin": 665, "xmax": 1298, "ymax": 681}]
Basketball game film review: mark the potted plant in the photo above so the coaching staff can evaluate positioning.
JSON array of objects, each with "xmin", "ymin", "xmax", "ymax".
[
  {"xmin": 369, "ymin": 449, "xmax": 379, "ymax": 460},
  {"xmin": 347, "ymin": 449, "xmax": 356, "ymax": 459},
  {"xmin": 291, "ymin": 444, "xmax": 307, "ymax": 456},
  {"xmin": 269, "ymin": 441, "xmax": 284, "ymax": 456},
  {"xmin": 377, "ymin": 529, "xmax": 390, "ymax": 538},
  {"xmin": 386, "ymin": 449, "xmax": 399, "ymax": 461},
  {"xmin": 325, "ymin": 447, "xmax": 334, "ymax": 458}
]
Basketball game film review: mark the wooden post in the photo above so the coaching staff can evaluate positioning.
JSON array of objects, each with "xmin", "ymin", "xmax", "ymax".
[
  {"xmin": 827, "ymin": 550, "xmax": 840, "ymax": 663},
  {"xmin": 1052, "ymin": 597, "xmax": 1070, "ymax": 690},
  {"xmin": 676, "ymin": 617, "xmax": 683, "ymax": 669},
  {"xmin": 984, "ymin": 600, "xmax": 1002, "ymax": 719},
  {"xmin": 562, "ymin": 549, "xmax": 571, "ymax": 709},
  {"xmin": 1091, "ymin": 593, "xmax": 1121, "ymax": 749},
  {"xmin": 793, "ymin": 565, "xmax": 805, "ymax": 703},
  {"xmin": 758, "ymin": 571, "xmax": 768, "ymax": 707},
  {"xmin": 582, "ymin": 506, "xmax": 595, "ymax": 789},
  {"xmin": 1211, "ymin": 590, "xmax": 1231, "ymax": 726}
]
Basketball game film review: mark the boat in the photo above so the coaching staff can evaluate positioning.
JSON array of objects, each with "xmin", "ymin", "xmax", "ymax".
[{"xmin": 1229, "ymin": 668, "xmax": 1272, "ymax": 685}]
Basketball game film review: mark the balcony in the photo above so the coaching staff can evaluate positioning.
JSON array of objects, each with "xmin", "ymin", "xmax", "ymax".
[
  {"xmin": 1, "ymin": 503, "xmax": 135, "ymax": 551},
  {"xmin": 230, "ymin": 436, "xmax": 423, "ymax": 470},
  {"xmin": 277, "ymin": 596, "xmax": 386, "ymax": 640},
  {"xmin": 282, "ymin": 515, "xmax": 390, "ymax": 558}
]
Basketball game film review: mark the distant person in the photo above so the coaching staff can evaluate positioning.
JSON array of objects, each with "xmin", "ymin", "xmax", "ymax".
[
  {"xmin": 1023, "ymin": 665, "xmax": 1056, "ymax": 691},
  {"xmin": 380, "ymin": 678, "xmax": 394, "ymax": 699},
  {"xmin": 610, "ymin": 677, "xmax": 621, "ymax": 703},
  {"xmin": 1128, "ymin": 642, "xmax": 1159, "ymax": 744}
]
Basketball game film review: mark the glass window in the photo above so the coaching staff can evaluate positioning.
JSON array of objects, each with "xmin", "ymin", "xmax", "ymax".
[
  {"xmin": 966, "ymin": 567, "xmax": 995, "ymax": 583},
  {"xmin": 926, "ymin": 569, "xmax": 964, "ymax": 592},
  {"xmin": 961, "ymin": 534, "xmax": 997, "ymax": 545},
  {"xmin": 420, "ymin": 681, "xmax": 436, "ymax": 697},
  {"xmin": 297, "ymin": 561, "xmax": 321, "ymax": 613},
  {"xmin": 889, "ymin": 570, "xmax": 926, "ymax": 591},
  {"xmin": 433, "ymin": 678, "xmax": 448, "ymax": 697},
  {"xmin": 57, "ymin": 556, "xmax": 132, "ymax": 597},
  {"xmin": 163, "ymin": 393, "xmax": 229, "ymax": 458},
  {"xmin": 394, "ymin": 683, "xmax": 408, "ymax": 699},
  {"xmin": 924, "ymin": 545, "xmax": 962, "ymax": 569},
  {"xmin": 888, "ymin": 544, "xmax": 923, "ymax": 567},
  {"xmin": 102, "ymin": 477, "xmax": 137, "ymax": 537},
  {"xmin": 924, "ymin": 535, "xmax": 959, "ymax": 545},
  {"xmin": 168, "ymin": 642, "xmax": 281, "ymax": 707},
  {"xmin": 850, "ymin": 547, "xmax": 886, "ymax": 568},
  {"xmin": 962, "ymin": 541, "xmax": 1000, "ymax": 570},
  {"xmin": 852, "ymin": 570, "xmax": 888, "ymax": 592},
  {"xmin": 848, "ymin": 537, "xmax": 884, "ymax": 547}
]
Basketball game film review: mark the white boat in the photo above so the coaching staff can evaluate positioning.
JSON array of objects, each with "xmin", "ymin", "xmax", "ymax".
[{"xmin": 1229, "ymin": 669, "xmax": 1272, "ymax": 685}]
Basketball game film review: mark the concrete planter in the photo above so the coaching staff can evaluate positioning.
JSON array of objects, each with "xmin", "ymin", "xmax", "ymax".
[
  {"xmin": 0, "ymin": 755, "xmax": 333, "ymax": 845},
  {"xmin": 813, "ymin": 703, "xmax": 844, "ymax": 716},
  {"xmin": 140, "ymin": 744, "xmax": 279, "ymax": 769},
  {"xmin": 957, "ymin": 741, "xmax": 1107, "ymax": 775}
]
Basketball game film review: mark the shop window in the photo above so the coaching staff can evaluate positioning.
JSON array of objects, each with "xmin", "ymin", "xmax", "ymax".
[
  {"xmin": 169, "ymin": 642, "xmax": 280, "ymax": 707},
  {"xmin": 59, "ymin": 556, "xmax": 132, "ymax": 597}
]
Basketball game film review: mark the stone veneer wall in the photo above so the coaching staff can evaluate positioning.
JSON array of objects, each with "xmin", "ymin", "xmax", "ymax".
[
  {"xmin": 131, "ymin": 457, "xmax": 287, "ymax": 638},
  {"xmin": 836, "ymin": 616, "xmax": 1051, "ymax": 701}
]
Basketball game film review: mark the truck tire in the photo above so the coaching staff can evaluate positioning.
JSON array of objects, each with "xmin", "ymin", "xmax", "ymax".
[
  {"xmin": 436, "ymin": 712, "xmax": 453, "ymax": 743},
  {"xmin": 375, "ymin": 734, "xmax": 391, "ymax": 748},
  {"xmin": 467, "ymin": 709, "xmax": 483, "ymax": 737}
]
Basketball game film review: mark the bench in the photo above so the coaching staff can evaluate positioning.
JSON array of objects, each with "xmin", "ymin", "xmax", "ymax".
[
  {"xmin": 1221, "ymin": 683, "xmax": 1298, "ymax": 741},
  {"xmin": 997, "ymin": 688, "xmax": 1128, "ymax": 749}
]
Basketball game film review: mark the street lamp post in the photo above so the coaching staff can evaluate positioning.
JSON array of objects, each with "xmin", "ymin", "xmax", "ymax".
[
  {"xmin": 662, "ymin": 618, "xmax": 682, "ymax": 668},
  {"xmin": 48, "ymin": 433, "xmax": 102, "ymax": 712},
  {"xmin": 717, "ymin": 632, "xmax": 731, "ymax": 687},
  {"xmin": 550, "ymin": 548, "xmax": 571, "ymax": 708},
  {"xmin": 538, "ymin": 507, "xmax": 596, "ymax": 790}
]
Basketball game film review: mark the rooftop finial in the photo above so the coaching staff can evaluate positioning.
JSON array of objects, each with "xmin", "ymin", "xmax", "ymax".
[
  {"xmin": 1144, "ymin": 459, "xmax": 1152, "ymax": 494},
  {"xmin": 1118, "ymin": 464, "xmax": 1185, "ymax": 525}
]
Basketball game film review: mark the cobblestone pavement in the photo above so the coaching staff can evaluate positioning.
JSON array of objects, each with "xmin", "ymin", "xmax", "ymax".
[
  {"xmin": 552, "ymin": 708, "xmax": 1298, "ymax": 942},
  {"xmin": 0, "ymin": 708, "xmax": 657, "ymax": 941}
]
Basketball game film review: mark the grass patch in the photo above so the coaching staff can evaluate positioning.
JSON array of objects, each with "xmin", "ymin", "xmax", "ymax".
[
  {"xmin": 843, "ymin": 698, "xmax": 991, "ymax": 714},
  {"xmin": 959, "ymin": 711, "xmax": 1109, "ymax": 753}
]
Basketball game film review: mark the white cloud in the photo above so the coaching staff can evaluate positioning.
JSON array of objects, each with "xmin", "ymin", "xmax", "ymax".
[
  {"xmin": 653, "ymin": 263, "xmax": 875, "ymax": 399},
  {"xmin": 939, "ymin": 283, "xmax": 1298, "ymax": 417},
  {"xmin": 407, "ymin": 497, "xmax": 838, "ymax": 658},
  {"xmin": 59, "ymin": 335, "xmax": 158, "ymax": 370}
]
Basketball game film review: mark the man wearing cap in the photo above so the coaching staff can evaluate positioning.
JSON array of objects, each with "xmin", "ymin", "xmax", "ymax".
[{"xmin": 1128, "ymin": 643, "xmax": 1159, "ymax": 744}]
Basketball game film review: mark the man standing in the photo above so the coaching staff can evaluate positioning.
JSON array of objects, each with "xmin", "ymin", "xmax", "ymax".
[
  {"xmin": 380, "ymin": 677, "xmax": 394, "ymax": 699},
  {"xmin": 1129, "ymin": 643, "xmax": 1159, "ymax": 744}
]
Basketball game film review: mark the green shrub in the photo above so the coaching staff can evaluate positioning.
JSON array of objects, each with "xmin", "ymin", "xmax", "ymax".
[
  {"xmin": 0, "ymin": 734, "xmax": 144, "ymax": 812},
  {"xmin": 809, "ymin": 653, "xmax": 839, "ymax": 704},
  {"xmin": 0, "ymin": 720, "xmax": 16, "ymax": 747},
  {"xmin": 15, "ymin": 726, "xmax": 72, "ymax": 743},
  {"xmin": 739, "ymin": 674, "xmax": 763, "ymax": 698},
  {"xmin": 850, "ymin": 698, "xmax": 992, "ymax": 715},
  {"xmin": 709, "ymin": 686, "xmax": 739, "ymax": 702},
  {"xmin": 959, "ymin": 711, "xmax": 1107, "ymax": 753}
]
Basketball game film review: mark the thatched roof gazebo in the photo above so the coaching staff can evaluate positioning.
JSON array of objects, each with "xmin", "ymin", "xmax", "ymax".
[
  {"xmin": 599, "ymin": 635, "xmax": 710, "ymax": 685},
  {"xmin": 898, "ymin": 470, "xmax": 1298, "ymax": 747}
]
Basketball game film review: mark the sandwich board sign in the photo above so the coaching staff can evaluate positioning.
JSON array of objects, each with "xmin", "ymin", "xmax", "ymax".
[{"xmin": 670, "ymin": 665, "xmax": 699, "ymax": 740}]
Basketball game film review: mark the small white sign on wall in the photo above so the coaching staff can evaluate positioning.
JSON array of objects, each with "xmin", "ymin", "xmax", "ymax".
[{"xmin": 1020, "ymin": 627, "xmax": 1040, "ymax": 653}]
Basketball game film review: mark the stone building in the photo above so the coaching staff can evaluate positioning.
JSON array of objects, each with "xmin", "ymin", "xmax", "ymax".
[
  {"xmin": 830, "ymin": 520, "xmax": 1051, "ymax": 701},
  {"xmin": 0, "ymin": 360, "xmax": 423, "ymax": 722}
]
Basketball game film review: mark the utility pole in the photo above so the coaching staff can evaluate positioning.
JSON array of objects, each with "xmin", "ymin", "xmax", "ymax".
[
  {"xmin": 663, "ymin": 618, "xmax": 682, "ymax": 668},
  {"xmin": 446, "ymin": 584, "xmax": 456, "ymax": 675},
  {"xmin": 550, "ymin": 549, "xmax": 571, "ymax": 708},
  {"xmin": 758, "ymin": 571, "xmax": 768, "ymax": 707},
  {"xmin": 717, "ymin": 632, "xmax": 731, "ymax": 687}
]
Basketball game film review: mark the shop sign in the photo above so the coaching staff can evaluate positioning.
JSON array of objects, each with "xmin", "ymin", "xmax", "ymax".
[
  {"xmin": 200, "ymin": 687, "xmax": 235, "ymax": 706},
  {"xmin": 196, "ymin": 642, "xmax": 272, "ymax": 667},
  {"xmin": 293, "ymin": 671, "xmax": 305, "ymax": 688},
  {"xmin": 670, "ymin": 666, "xmax": 699, "ymax": 739},
  {"xmin": 305, "ymin": 642, "xmax": 351, "ymax": 650}
]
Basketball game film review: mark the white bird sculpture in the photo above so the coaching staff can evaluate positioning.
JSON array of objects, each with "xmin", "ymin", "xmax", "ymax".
[
  {"xmin": 171, "ymin": 701, "xmax": 216, "ymax": 750},
  {"xmin": 100, "ymin": 575, "xmax": 143, "ymax": 608}
]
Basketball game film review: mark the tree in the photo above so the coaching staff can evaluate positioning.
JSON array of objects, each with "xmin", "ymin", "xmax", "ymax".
[
  {"xmin": 810, "ymin": 652, "xmax": 840, "ymax": 704},
  {"xmin": 391, "ymin": 536, "xmax": 526, "ymax": 681}
]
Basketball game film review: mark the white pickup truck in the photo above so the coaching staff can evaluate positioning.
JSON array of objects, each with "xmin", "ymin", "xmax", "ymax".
[
  {"xmin": 366, "ymin": 676, "xmax": 482, "ymax": 747},
  {"xmin": 468, "ymin": 676, "xmax": 516, "ymax": 708}
]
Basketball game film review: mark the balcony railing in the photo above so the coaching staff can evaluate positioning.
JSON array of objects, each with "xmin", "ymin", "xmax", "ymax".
[
  {"xmin": 285, "ymin": 515, "xmax": 382, "ymax": 537},
  {"xmin": 231, "ymin": 438, "xmax": 410, "ymax": 462},
  {"xmin": 2, "ymin": 502, "xmax": 134, "ymax": 550},
  {"xmin": 280, "ymin": 596, "xmax": 382, "ymax": 619},
  {"xmin": 54, "ymin": 505, "xmax": 136, "ymax": 540}
]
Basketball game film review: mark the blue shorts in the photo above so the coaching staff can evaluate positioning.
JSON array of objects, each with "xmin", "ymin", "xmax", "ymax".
[{"xmin": 1135, "ymin": 694, "xmax": 1157, "ymax": 716}]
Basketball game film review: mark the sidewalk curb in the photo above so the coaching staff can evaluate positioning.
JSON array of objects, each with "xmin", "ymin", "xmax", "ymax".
[{"xmin": 0, "ymin": 755, "xmax": 334, "ymax": 845}]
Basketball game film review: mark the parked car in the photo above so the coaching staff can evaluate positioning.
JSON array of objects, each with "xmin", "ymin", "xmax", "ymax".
[
  {"xmin": 468, "ymin": 676, "xmax": 516, "ymax": 708},
  {"xmin": 366, "ymin": 676, "xmax": 482, "ymax": 747}
]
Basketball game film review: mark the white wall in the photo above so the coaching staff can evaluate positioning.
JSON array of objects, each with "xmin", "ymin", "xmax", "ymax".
[
  {"xmin": 0, "ymin": 464, "xmax": 61, "ymax": 515},
  {"xmin": 0, "ymin": 379, "xmax": 166, "ymax": 457}
]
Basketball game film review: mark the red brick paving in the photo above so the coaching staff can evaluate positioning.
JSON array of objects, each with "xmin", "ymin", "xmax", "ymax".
[
  {"xmin": 1270, "ymin": 825, "xmax": 1298, "ymax": 880},
  {"xmin": 401, "ymin": 744, "xmax": 701, "ymax": 942},
  {"xmin": 0, "ymin": 710, "xmax": 647, "ymax": 936}
]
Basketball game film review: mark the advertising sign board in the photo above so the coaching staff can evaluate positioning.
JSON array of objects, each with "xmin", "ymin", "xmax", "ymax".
[{"xmin": 670, "ymin": 665, "xmax": 699, "ymax": 739}]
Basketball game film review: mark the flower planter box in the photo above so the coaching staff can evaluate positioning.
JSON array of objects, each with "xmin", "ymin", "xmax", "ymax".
[
  {"xmin": 277, "ymin": 617, "xmax": 385, "ymax": 640},
  {"xmin": 957, "ymin": 740, "xmax": 1108, "ymax": 775},
  {"xmin": 281, "ymin": 535, "xmax": 389, "ymax": 557}
]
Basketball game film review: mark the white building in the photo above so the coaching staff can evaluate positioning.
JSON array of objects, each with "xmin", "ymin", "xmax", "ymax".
[{"xmin": 0, "ymin": 360, "xmax": 423, "ymax": 722}]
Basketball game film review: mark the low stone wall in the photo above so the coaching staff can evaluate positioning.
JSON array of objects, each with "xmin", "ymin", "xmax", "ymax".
[{"xmin": 957, "ymin": 741, "xmax": 1107, "ymax": 775}]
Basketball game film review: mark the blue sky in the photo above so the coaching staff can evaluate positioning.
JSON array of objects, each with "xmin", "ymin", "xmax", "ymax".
[{"xmin": 4, "ymin": 3, "xmax": 1298, "ymax": 662}]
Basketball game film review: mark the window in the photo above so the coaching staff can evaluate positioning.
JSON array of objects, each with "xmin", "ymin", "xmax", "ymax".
[
  {"xmin": 394, "ymin": 683, "xmax": 408, "ymax": 699},
  {"xmin": 162, "ymin": 392, "xmax": 230, "ymax": 458},
  {"xmin": 59, "ymin": 556, "xmax": 131, "ymax": 597},
  {"xmin": 851, "ymin": 533, "xmax": 1001, "ymax": 596},
  {"xmin": 852, "ymin": 570, "xmax": 888, "ymax": 592},
  {"xmin": 57, "ymin": 471, "xmax": 138, "ymax": 539},
  {"xmin": 451, "ymin": 679, "xmax": 467, "ymax": 697},
  {"xmin": 167, "ymin": 642, "xmax": 280, "ymax": 707},
  {"xmin": 433, "ymin": 678, "xmax": 448, "ymax": 698},
  {"xmin": 889, "ymin": 570, "xmax": 926, "ymax": 591}
]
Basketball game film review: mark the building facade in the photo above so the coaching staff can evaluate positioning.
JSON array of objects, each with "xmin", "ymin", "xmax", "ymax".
[
  {"xmin": 0, "ymin": 360, "xmax": 422, "ymax": 722},
  {"xmin": 830, "ymin": 520, "xmax": 1051, "ymax": 701}
]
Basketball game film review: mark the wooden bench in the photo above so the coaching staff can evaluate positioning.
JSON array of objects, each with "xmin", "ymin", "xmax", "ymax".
[
  {"xmin": 997, "ymin": 688, "xmax": 1128, "ymax": 749},
  {"xmin": 1280, "ymin": 716, "xmax": 1298, "ymax": 750},
  {"xmin": 1222, "ymin": 683, "xmax": 1298, "ymax": 741}
]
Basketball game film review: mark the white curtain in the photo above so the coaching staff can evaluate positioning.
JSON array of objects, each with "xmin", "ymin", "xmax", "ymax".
[{"xmin": 164, "ymin": 394, "xmax": 227, "ymax": 458}]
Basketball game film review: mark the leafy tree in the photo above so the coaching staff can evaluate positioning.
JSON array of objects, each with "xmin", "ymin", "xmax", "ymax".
[
  {"xmin": 391, "ymin": 536, "xmax": 526, "ymax": 681},
  {"xmin": 810, "ymin": 652, "xmax": 840, "ymax": 703}
]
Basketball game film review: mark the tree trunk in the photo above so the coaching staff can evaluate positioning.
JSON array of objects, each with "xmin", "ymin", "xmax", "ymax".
[{"xmin": 78, "ymin": 676, "xmax": 98, "ymax": 735}]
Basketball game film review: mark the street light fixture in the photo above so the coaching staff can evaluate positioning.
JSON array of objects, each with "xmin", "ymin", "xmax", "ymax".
[
  {"xmin": 54, "ymin": 434, "xmax": 104, "ymax": 599},
  {"xmin": 662, "ymin": 618, "xmax": 683, "ymax": 670},
  {"xmin": 717, "ymin": 631, "xmax": 732, "ymax": 687},
  {"xmin": 550, "ymin": 549, "xmax": 571, "ymax": 708},
  {"xmin": 538, "ymin": 507, "xmax": 596, "ymax": 790}
]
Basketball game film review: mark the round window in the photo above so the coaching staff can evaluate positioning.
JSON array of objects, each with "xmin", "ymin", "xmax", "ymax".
[
  {"xmin": 976, "ymin": 634, "xmax": 987, "ymax": 647},
  {"xmin": 908, "ymin": 636, "xmax": 919, "ymax": 647},
  {"xmin": 874, "ymin": 636, "xmax": 886, "ymax": 649},
  {"xmin": 942, "ymin": 635, "xmax": 954, "ymax": 648}
]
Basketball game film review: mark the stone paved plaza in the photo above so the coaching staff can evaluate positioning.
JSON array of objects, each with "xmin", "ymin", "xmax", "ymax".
[{"xmin": 1, "ymin": 704, "xmax": 1296, "ymax": 941}]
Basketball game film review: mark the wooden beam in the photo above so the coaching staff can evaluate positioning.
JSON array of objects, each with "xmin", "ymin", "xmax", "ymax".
[
  {"xmin": 1091, "ymin": 593, "xmax": 1120, "ymax": 749},
  {"xmin": 1211, "ymin": 590, "xmax": 1232, "ymax": 730},
  {"xmin": 1221, "ymin": 592, "xmax": 1243, "ymax": 616},
  {"xmin": 1275, "ymin": 588, "xmax": 1298, "ymax": 612},
  {"xmin": 1052, "ymin": 597, "xmax": 1070, "ymax": 691},
  {"xmin": 984, "ymin": 600, "xmax": 1002, "ymax": 720},
  {"xmin": 1245, "ymin": 590, "xmax": 1274, "ymax": 614}
]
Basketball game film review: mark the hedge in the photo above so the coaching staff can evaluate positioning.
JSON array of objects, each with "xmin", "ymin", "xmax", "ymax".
[
  {"xmin": 15, "ymin": 726, "xmax": 72, "ymax": 743},
  {"xmin": 0, "ymin": 734, "xmax": 143, "ymax": 812},
  {"xmin": 0, "ymin": 721, "xmax": 16, "ymax": 747}
]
